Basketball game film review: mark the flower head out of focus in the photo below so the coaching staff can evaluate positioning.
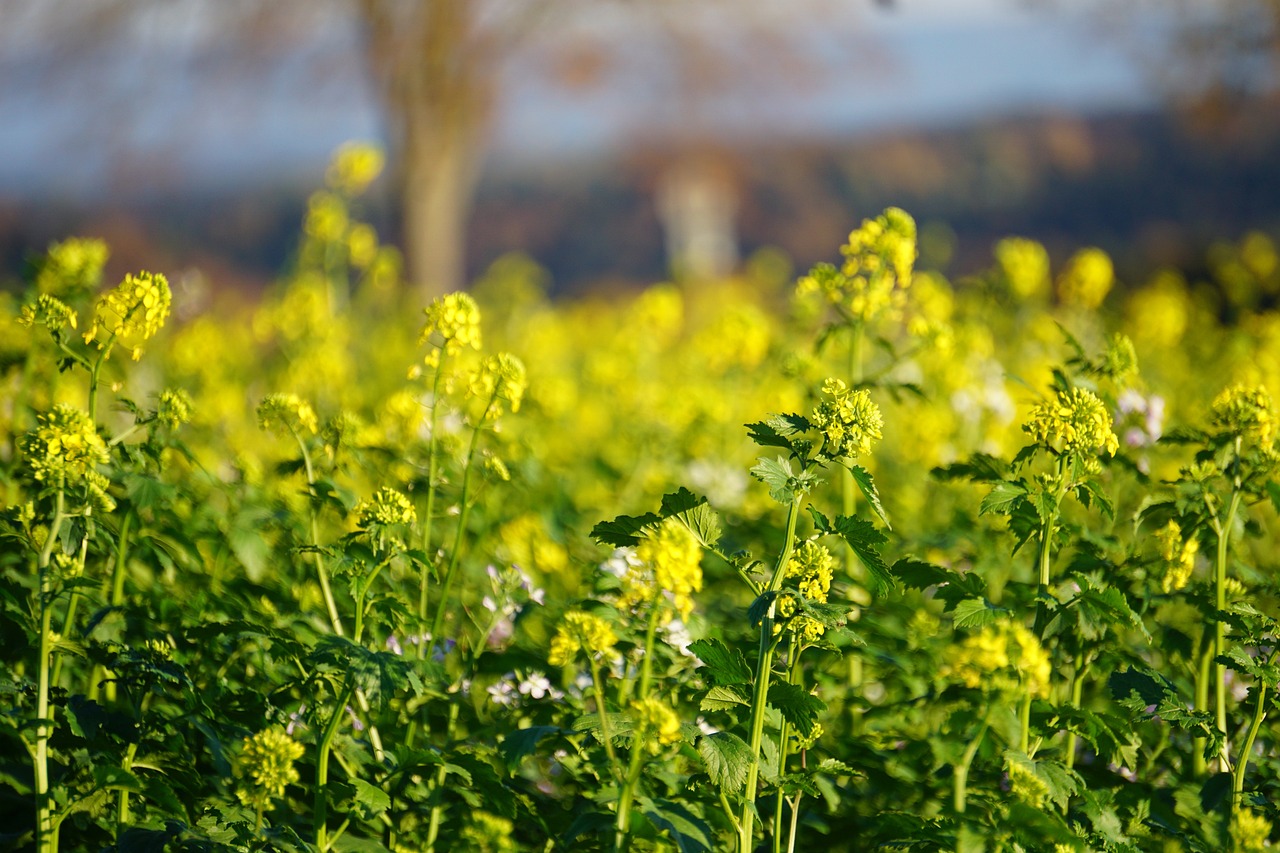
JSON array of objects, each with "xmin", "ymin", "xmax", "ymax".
[
  {"xmin": 83, "ymin": 271, "xmax": 172, "ymax": 360},
  {"xmin": 942, "ymin": 620, "xmax": 1051, "ymax": 698},
  {"xmin": 797, "ymin": 207, "xmax": 917, "ymax": 323},
  {"xmin": 20, "ymin": 404, "xmax": 109, "ymax": 485},
  {"xmin": 548, "ymin": 610, "xmax": 618, "ymax": 667},
  {"xmin": 811, "ymin": 378, "xmax": 884, "ymax": 461},
  {"xmin": 1024, "ymin": 387, "xmax": 1119, "ymax": 460},
  {"xmin": 420, "ymin": 292, "xmax": 482, "ymax": 359},
  {"xmin": 355, "ymin": 486, "xmax": 417, "ymax": 529},
  {"xmin": 1154, "ymin": 519, "xmax": 1198, "ymax": 594},
  {"xmin": 1211, "ymin": 383, "xmax": 1276, "ymax": 448},
  {"xmin": 619, "ymin": 517, "xmax": 703, "ymax": 621},
  {"xmin": 1056, "ymin": 247, "xmax": 1114, "ymax": 310},
  {"xmin": 234, "ymin": 727, "xmax": 305, "ymax": 811},
  {"xmin": 326, "ymin": 142, "xmax": 385, "ymax": 196},
  {"xmin": 36, "ymin": 237, "xmax": 109, "ymax": 297},
  {"xmin": 256, "ymin": 393, "xmax": 319, "ymax": 437},
  {"xmin": 631, "ymin": 695, "xmax": 682, "ymax": 754},
  {"xmin": 470, "ymin": 352, "xmax": 528, "ymax": 417}
]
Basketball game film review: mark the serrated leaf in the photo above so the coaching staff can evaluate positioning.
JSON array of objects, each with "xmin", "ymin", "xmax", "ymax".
[
  {"xmin": 980, "ymin": 481, "xmax": 1028, "ymax": 516},
  {"xmin": 932, "ymin": 452, "xmax": 1009, "ymax": 483},
  {"xmin": 746, "ymin": 415, "xmax": 810, "ymax": 450},
  {"xmin": 699, "ymin": 731, "xmax": 752, "ymax": 793},
  {"xmin": 92, "ymin": 764, "xmax": 144, "ymax": 794},
  {"xmin": 641, "ymin": 797, "xmax": 715, "ymax": 853},
  {"xmin": 831, "ymin": 516, "xmax": 895, "ymax": 597},
  {"xmin": 751, "ymin": 456, "xmax": 801, "ymax": 504},
  {"xmin": 701, "ymin": 684, "xmax": 752, "ymax": 711},
  {"xmin": 847, "ymin": 464, "xmax": 890, "ymax": 528},
  {"xmin": 591, "ymin": 511, "xmax": 662, "ymax": 548},
  {"xmin": 662, "ymin": 489, "xmax": 723, "ymax": 548},
  {"xmin": 688, "ymin": 638, "xmax": 752, "ymax": 685},
  {"xmin": 767, "ymin": 681, "xmax": 826, "ymax": 736},
  {"xmin": 951, "ymin": 598, "xmax": 1010, "ymax": 628},
  {"xmin": 350, "ymin": 777, "xmax": 390, "ymax": 818}
]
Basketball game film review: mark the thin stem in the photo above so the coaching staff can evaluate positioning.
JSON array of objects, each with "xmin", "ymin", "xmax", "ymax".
[
  {"xmin": 293, "ymin": 427, "xmax": 345, "ymax": 637},
  {"xmin": 1064, "ymin": 652, "xmax": 1087, "ymax": 771},
  {"xmin": 772, "ymin": 642, "xmax": 801, "ymax": 853},
  {"xmin": 614, "ymin": 602, "xmax": 665, "ymax": 852},
  {"xmin": 424, "ymin": 702, "xmax": 462, "ymax": 853},
  {"xmin": 90, "ymin": 509, "xmax": 134, "ymax": 704},
  {"xmin": 50, "ymin": 524, "xmax": 91, "ymax": 689},
  {"xmin": 740, "ymin": 496, "xmax": 805, "ymax": 852},
  {"xmin": 1231, "ymin": 652, "xmax": 1275, "ymax": 808},
  {"xmin": 954, "ymin": 716, "xmax": 989, "ymax": 815},
  {"xmin": 315, "ymin": 678, "xmax": 355, "ymax": 851},
  {"xmin": 418, "ymin": 351, "xmax": 449, "ymax": 636},
  {"xmin": 85, "ymin": 334, "xmax": 115, "ymax": 423},
  {"xmin": 1214, "ymin": 485, "xmax": 1243, "ymax": 773},
  {"xmin": 35, "ymin": 487, "xmax": 67, "ymax": 853},
  {"xmin": 589, "ymin": 656, "xmax": 620, "ymax": 775},
  {"xmin": 428, "ymin": 391, "xmax": 498, "ymax": 649}
]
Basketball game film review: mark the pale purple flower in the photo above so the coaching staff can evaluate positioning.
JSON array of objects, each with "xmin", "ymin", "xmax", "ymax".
[
  {"xmin": 518, "ymin": 671, "xmax": 553, "ymax": 700},
  {"xmin": 286, "ymin": 704, "xmax": 307, "ymax": 735},
  {"xmin": 488, "ymin": 674, "xmax": 518, "ymax": 707},
  {"xmin": 385, "ymin": 635, "xmax": 404, "ymax": 656},
  {"xmin": 345, "ymin": 705, "xmax": 365, "ymax": 732}
]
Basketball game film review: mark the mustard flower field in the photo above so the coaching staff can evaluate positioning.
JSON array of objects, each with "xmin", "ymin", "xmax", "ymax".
[{"xmin": 4, "ymin": 145, "xmax": 1280, "ymax": 852}]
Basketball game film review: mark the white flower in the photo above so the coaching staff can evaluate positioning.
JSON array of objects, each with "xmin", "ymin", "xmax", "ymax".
[{"xmin": 518, "ymin": 671, "xmax": 553, "ymax": 700}]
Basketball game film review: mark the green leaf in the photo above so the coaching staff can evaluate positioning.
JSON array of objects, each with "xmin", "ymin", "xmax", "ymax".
[
  {"xmin": 350, "ymin": 777, "xmax": 391, "ymax": 819},
  {"xmin": 951, "ymin": 598, "xmax": 1010, "ymax": 628},
  {"xmin": 92, "ymin": 764, "xmax": 144, "ymax": 794},
  {"xmin": 932, "ymin": 452, "xmax": 1009, "ymax": 483},
  {"xmin": 767, "ymin": 681, "xmax": 826, "ymax": 736},
  {"xmin": 662, "ymin": 489, "xmax": 723, "ymax": 549},
  {"xmin": 641, "ymin": 797, "xmax": 715, "ymax": 853},
  {"xmin": 1003, "ymin": 750, "xmax": 1082, "ymax": 811},
  {"xmin": 891, "ymin": 557, "xmax": 986, "ymax": 607},
  {"xmin": 698, "ymin": 731, "xmax": 752, "ymax": 793},
  {"xmin": 688, "ymin": 638, "xmax": 752, "ymax": 686},
  {"xmin": 847, "ymin": 464, "xmax": 890, "ymax": 528},
  {"xmin": 701, "ymin": 684, "xmax": 751, "ymax": 712},
  {"xmin": 746, "ymin": 414, "xmax": 810, "ymax": 451},
  {"xmin": 980, "ymin": 480, "xmax": 1028, "ymax": 516},
  {"xmin": 499, "ymin": 726, "xmax": 560, "ymax": 772},
  {"xmin": 1068, "ymin": 576, "xmax": 1150, "ymax": 643},
  {"xmin": 750, "ymin": 456, "xmax": 816, "ymax": 504},
  {"xmin": 591, "ymin": 511, "xmax": 662, "ymax": 548},
  {"xmin": 830, "ymin": 516, "xmax": 895, "ymax": 598}
]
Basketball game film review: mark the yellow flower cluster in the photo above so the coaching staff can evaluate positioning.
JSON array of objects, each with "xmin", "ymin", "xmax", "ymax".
[
  {"xmin": 470, "ymin": 352, "xmax": 528, "ymax": 416},
  {"xmin": 459, "ymin": 812, "xmax": 518, "ymax": 853},
  {"xmin": 326, "ymin": 142, "xmax": 385, "ymax": 196},
  {"xmin": 623, "ymin": 517, "xmax": 703, "ymax": 620},
  {"xmin": 498, "ymin": 514, "xmax": 568, "ymax": 576},
  {"xmin": 235, "ymin": 727, "xmax": 305, "ymax": 809},
  {"xmin": 156, "ymin": 388, "xmax": 194, "ymax": 431},
  {"xmin": 797, "ymin": 207, "xmax": 917, "ymax": 323},
  {"xmin": 37, "ymin": 237, "xmax": 108, "ymax": 296},
  {"xmin": 256, "ymin": 393, "xmax": 319, "ymax": 437},
  {"xmin": 304, "ymin": 192, "xmax": 348, "ymax": 243},
  {"xmin": 811, "ymin": 378, "xmax": 884, "ymax": 460},
  {"xmin": 83, "ymin": 271, "xmax": 172, "ymax": 360},
  {"xmin": 1057, "ymin": 247, "xmax": 1114, "ymax": 309},
  {"xmin": 1099, "ymin": 333, "xmax": 1139, "ymax": 383},
  {"xmin": 548, "ymin": 610, "xmax": 618, "ymax": 667},
  {"xmin": 356, "ymin": 486, "xmax": 416, "ymax": 528},
  {"xmin": 18, "ymin": 294, "xmax": 78, "ymax": 332},
  {"xmin": 1154, "ymin": 520, "xmax": 1198, "ymax": 594},
  {"xmin": 1024, "ymin": 387, "xmax": 1119, "ymax": 458},
  {"xmin": 20, "ymin": 404, "xmax": 109, "ymax": 485},
  {"xmin": 421, "ymin": 292, "xmax": 483, "ymax": 358},
  {"xmin": 994, "ymin": 237, "xmax": 1050, "ymax": 301},
  {"xmin": 1210, "ymin": 383, "xmax": 1276, "ymax": 447},
  {"xmin": 1006, "ymin": 758, "xmax": 1050, "ymax": 808},
  {"xmin": 943, "ymin": 621, "xmax": 1051, "ymax": 697},
  {"xmin": 631, "ymin": 695, "xmax": 682, "ymax": 753},
  {"xmin": 783, "ymin": 540, "xmax": 836, "ymax": 642},
  {"xmin": 1231, "ymin": 809, "xmax": 1274, "ymax": 853}
]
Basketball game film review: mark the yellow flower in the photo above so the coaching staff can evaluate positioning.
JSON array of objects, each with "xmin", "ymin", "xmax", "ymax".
[
  {"xmin": 1211, "ymin": 384, "xmax": 1276, "ymax": 447},
  {"xmin": 355, "ymin": 487, "xmax": 416, "ymax": 527},
  {"xmin": 235, "ymin": 727, "xmax": 305, "ymax": 810},
  {"xmin": 1231, "ymin": 809, "xmax": 1273, "ymax": 852},
  {"xmin": 1154, "ymin": 520, "xmax": 1198, "ymax": 594},
  {"xmin": 256, "ymin": 393, "xmax": 319, "ymax": 436},
  {"xmin": 20, "ymin": 404, "xmax": 108, "ymax": 485},
  {"xmin": 548, "ymin": 610, "xmax": 618, "ymax": 666},
  {"xmin": 37, "ymin": 237, "xmax": 109, "ymax": 297},
  {"xmin": 797, "ymin": 207, "xmax": 917, "ymax": 323},
  {"xmin": 811, "ymin": 378, "xmax": 884, "ymax": 460},
  {"xmin": 623, "ymin": 517, "xmax": 703, "ymax": 620},
  {"xmin": 631, "ymin": 695, "xmax": 682, "ymax": 753},
  {"xmin": 18, "ymin": 294, "xmax": 78, "ymax": 332},
  {"xmin": 1024, "ymin": 387, "xmax": 1119, "ymax": 458},
  {"xmin": 1057, "ymin": 247, "xmax": 1114, "ymax": 309},
  {"xmin": 83, "ymin": 271, "xmax": 172, "ymax": 360},
  {"xmin": 326, "ymin": 141, "xmax": 385, "ymax": 196},
  {"xmin": 304, "ymin": 191, "xmax": 348, "ymax": 243},
  {"xmin": 786, "ymin": 540, "xmax": 835, "ymax": 603},
  {"xmin": 994, "ymin": 237, "xmax": 1050, "ymax": 301},
  {"xmin": 470, "ymin": 352, "xmax": 527, "ymax": 417},
  {"xmin": 156, "ymin": 388, "xmax": 194, "ymax": 430},
  {"xmin": 421, "ymin": 292, "xmax": 482, "ymax": 356},
  {"xmin": 944, "ymin": 621, "xmax": 1050, "ymax": 697}
]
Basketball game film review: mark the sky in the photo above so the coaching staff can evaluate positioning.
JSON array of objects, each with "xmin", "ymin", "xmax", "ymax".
[{"xmin": 0, "ymin": 1, "xmax": 1172, "ymax": 201}]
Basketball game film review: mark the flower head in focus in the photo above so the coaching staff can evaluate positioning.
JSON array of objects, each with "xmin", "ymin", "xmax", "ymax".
[
  {"xmin": 83, "ymin": 271, "xmax": 172, "ymax": 360},
  {"xmin": 811, "ymin": 378, "xmax": 884, "ymax": 461},
  {"xmin": 234, "ymin": 727, "xmax": 304, "ymax": 810},
  {"xmin": 20, "ymin": 404, "xmax": 108, "ymax": 485},
  {"xmin": 256, "ymin": 393, "xmax": 319, "ymax": 437}
]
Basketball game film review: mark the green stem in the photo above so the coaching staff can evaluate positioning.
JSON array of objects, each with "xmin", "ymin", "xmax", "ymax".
[
  {"xmin": 740, "ymin": 497, "xmax": 804, "ymax": 852},
  {"xmin": 418, "ymin": 351, "xmax": 448, "ymax": 636},
  {"xmin": 428, "ymin": 392, "xmax": 498, "ymax": 650},
  {"xmin": 614, "ymin": 602, "xmax": 665, "ymax": 852},
  {"xmin": 353, "ymin": 555, "xmax": 393, "ymax": 645},
  {"xmin": 1018, "ymin": 691, "xmax": 1032, "ymax": 755},
  {"xmin": 772, "ymin": 643, "xmax": 801, "ymax": 853},
  {"xmin": 1194, "ymin": 630, "xmax": 1213, "ymax": 777},
  {"xmin": 589, "ymin": 656, "xmax": 620, "ymax": 776},
  {"xmin": 1231, "ymin": 652, "xmax": 1275, "ymax": 808},
  {"xmin": 1064, "ymin": 652, "xmax": 1087, "ymax": 771},
  {"xmin": 315, "ymin": 679, "xmax": 355, "ymax": 851},
  {"xmin": 954, "ymin": 717, "xmax": 989, "ymax": 815},
  {"xmin": 92, "ymin": 510, "xmax": 134, "ymax": 703},
  {"xmin": 294, "ymin": 428, "xmax": 345, "ymax": 637},
  {"xmin": 117, "ymin": 740, "xmax": 139, "ymax": 829},
  {"xmin": 424, "ymin": 702, "xmax": 461, "ymax": 853},
  {"xmin": 1214, "ymin": 486, "xmax": 1242, "ymax": 773},
  {"xmin": 50, "ymin": 526, "xmax": 91, "ymax": 690},
  {"xmin": 86, "ymin": 334, "xmax": 114, "ymax": 423},
  {"xmin": 35, "ymin": 487, "xmax": 67, "ymax": 853}
]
